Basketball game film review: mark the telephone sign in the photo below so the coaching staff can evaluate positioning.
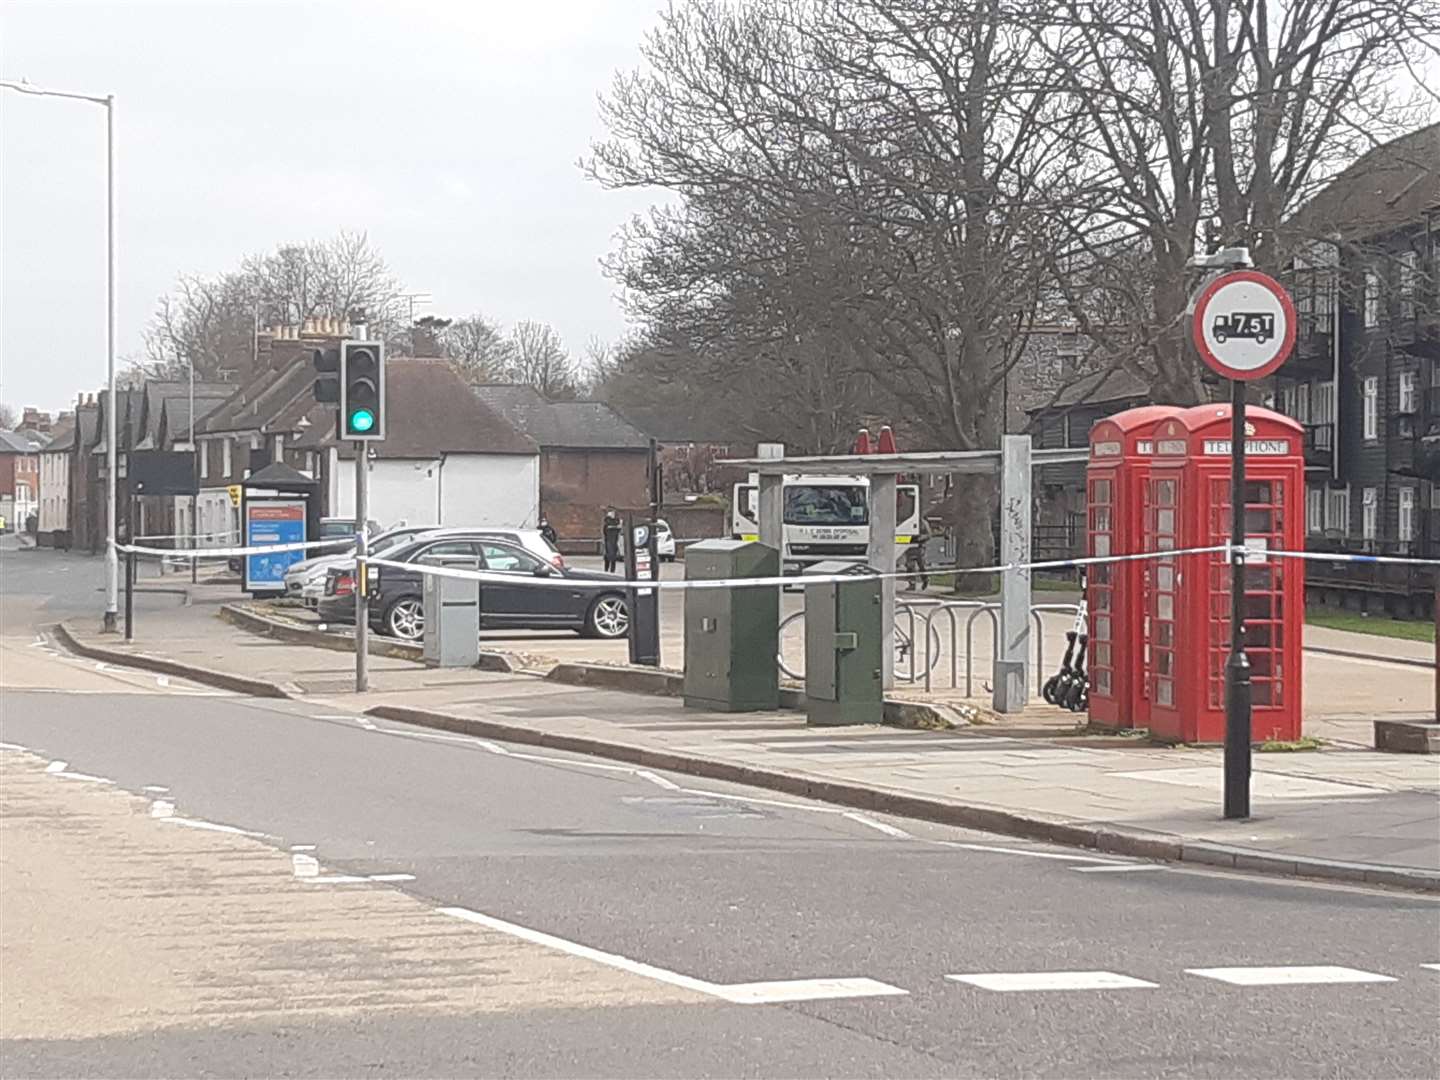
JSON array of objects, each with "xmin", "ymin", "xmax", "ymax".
[{"xmin": 1191, "ymin": 270, "xmax": 1296, "ymax": 380}]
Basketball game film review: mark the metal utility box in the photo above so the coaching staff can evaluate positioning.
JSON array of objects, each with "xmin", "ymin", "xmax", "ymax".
[
  {"xmin": 803, "ymin": 561, "xmax": 883, "ymax": 726},
  {"xmin": 683, "ymin": 539, "xmax": 780, "ymax": 711},
  {"xmin": 422, "ymin": 558, "xmax": 481, "ymax": 669}
]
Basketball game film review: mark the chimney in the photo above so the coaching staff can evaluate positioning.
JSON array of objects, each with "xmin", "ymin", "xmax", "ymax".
[{"xmin": 21, "ymin": 407, "xmax": 51, "ymax": 432}]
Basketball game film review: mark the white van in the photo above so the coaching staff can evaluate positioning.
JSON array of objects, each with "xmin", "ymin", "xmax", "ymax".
[{"xmin": 731, "ymin": 474, "xmax": 921, "ymax": 573}]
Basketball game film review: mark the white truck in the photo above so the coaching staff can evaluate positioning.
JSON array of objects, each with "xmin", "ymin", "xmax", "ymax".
[{"xmin": 731, "ymin": 474, "xmax": 921, "ymax": 574}]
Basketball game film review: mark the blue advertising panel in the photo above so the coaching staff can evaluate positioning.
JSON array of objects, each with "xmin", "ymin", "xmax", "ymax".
[{"xmin": 244, "ymin": 498, "xmax": 307, "ymax": 592}]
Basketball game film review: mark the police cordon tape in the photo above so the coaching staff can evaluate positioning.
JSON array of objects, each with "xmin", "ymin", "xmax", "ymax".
[{"xmin": 111, "ymin": 537, "xmax": 1440, "ymax": 591}]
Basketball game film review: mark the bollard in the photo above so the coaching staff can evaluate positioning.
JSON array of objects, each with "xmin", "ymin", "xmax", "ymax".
[{"xmin": 124, "ymin": 550, "xmax": 135, "ymax": 641}]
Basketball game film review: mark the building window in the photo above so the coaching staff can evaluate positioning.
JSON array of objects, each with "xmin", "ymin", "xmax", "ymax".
[
  {"xmin": 1399, "ymin": 250, "xmax": 1418, "ymax": 320},
  {"xmin": 221, "ymin": 438, "xmax": 232, "ymax": 477},
  {"xmin": 1306, "ymin": 486, "xmax": 1323, "ymax": 535},
  {"xmin": 1294, "ymin": 382, "xmax": 1310, "ymax": 424},
  {"xmin": 1362, "ymin": 377, "xmax": 1378, "ymax": 441},
  {"xmin": 1398, "ymin": 487, "xmax": 1415, "ymax": 543},
  {"xmin": 1361, "ymin": 487, "xmax": 1377, "ymax": 542},
  {"xmin": 1313, "ymin": 381, "xmax": 1335, "ymax": 425},
  {"xmin": 1364, "ymin": 269, "xmax": 1380, "ymax": 328},
  {"xmin": 273, "ymin": 433, "xmax": 284, "ymax": 460},
  {"xmin": 1398, "ymin": 371, "xmax": 1417, "ymax": 414},
  {"xmin": 1326, "ymin": 485, "xmax": 1350, "ymax": 534},
  {"xmin": 199, "ymin": 441, "xmax": 209, "ymax": 480}
]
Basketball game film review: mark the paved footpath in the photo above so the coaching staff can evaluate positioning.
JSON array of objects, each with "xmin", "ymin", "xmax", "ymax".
[{"xmin": 55, "ymin": 584, "xmax": 1440, "ymax": 887}]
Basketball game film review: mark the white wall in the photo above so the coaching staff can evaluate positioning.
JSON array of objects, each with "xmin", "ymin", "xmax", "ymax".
[
  {"xmin": 39, "ymin": 451, "xmax": 69, "ymax": 533},
  {"xmin": 330, "ymin": 453, "xmax": 539, "ymax": 529},
  {"xmin": 441, "ymin": 454, "xmax": 540, "ymax": 528}
]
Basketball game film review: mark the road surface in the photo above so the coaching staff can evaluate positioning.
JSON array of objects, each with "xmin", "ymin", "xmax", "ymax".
[{"xmin": 3, "ymin": 543, "xmax": 1438, "ymax": 1078}]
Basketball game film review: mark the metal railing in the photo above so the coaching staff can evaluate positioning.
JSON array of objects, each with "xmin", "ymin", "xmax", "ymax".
[{"xmin": 776, "ymin": 598, "xmax": 1083, "ymax": 697}]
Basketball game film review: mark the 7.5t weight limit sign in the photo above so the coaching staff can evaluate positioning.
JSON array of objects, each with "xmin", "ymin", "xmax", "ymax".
[{"xmin": 1191, "ymin": 270, "xmax": 1297, "ymax": 380}]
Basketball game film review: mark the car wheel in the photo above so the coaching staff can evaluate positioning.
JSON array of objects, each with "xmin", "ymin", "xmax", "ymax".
[
  {"xmin": 585, "ymin": 593, "xmax": 629, "ymax": 639},
  {"xmin": 385, "ymin": 596, "xmax": 424, "ymax": 641}
]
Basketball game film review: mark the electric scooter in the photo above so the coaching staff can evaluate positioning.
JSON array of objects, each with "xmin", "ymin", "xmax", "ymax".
[
  {"xmin": 1042, "ymin": 602, "xmax": 1086, "ymax": 705},
  {"xmin": 1059, "ymin": 624, "xmax": 1089, "ymax": 712}
]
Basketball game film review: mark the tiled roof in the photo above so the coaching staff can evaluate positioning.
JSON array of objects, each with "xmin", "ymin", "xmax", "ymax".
[
  {"xmin": 1289, "ymin": 123, "xmax": 1440, "ymax": 242},
  {"xmin": 475, "ymin": 385, "xmax": 651, "ymax": 450},
  {"xmin": 330, "ymin": 360, "xmax": 538, "ymax": 458},
  {"xmin": 40, "ymin": 415, "xmax": 77, "ymax": 453},
  {"xmin": 0, "ymin": 430, "xmax": 44, "ymax": 453}
]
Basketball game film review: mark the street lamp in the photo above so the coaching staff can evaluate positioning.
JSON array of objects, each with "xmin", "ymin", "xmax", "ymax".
[{"xmin": 1, "ymin": 78, "xmax": 119, "ymax": 630}]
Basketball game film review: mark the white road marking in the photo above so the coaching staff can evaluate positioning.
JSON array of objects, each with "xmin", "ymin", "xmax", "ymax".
[
  {"xmin": 367, "ymin": 873, "xmax": 417, "ymax": 882},
  {"xmin": 947, "ymin": 971, "xmax": 1157, "ymax": 992},
  {"xmin": 54, "ymin": 771, "xmax": 115, "ymax": 784},
  {"xmin": 164, "ymin": 817, "xmax": 266, "ymax": 838},
  {"xmin": 931, "ymin": 840, "xmax": 1127, "ymax": 865},
  {"xmin": 291, "ymin": 853, "xmax": 320, "ymax": 878},
  {"xmin": 45, "ymin": 760, "xmax": 68, "ymax": 773},
  {"xmin": 142, "ymin": 785, "xmax": 170, "ymax": 794},
  {"xmin": 438, "ymin": 906, "xmax": 908, "ymax": 1004},
  {"xmin": 1072, "ymin": 864, "xmax": 1166, "ymax": 874},
  {"xmin": 1422, "ymin": 964, "xmax": 1440, "ymax": 972},
  {"xmin": 290, "ymin": 844, "xmax": 317, "ymax": 851},
  {"xmin": 149, "ymin": 800, "xmax": 175, "ymax": 818},
  {"xmin": 842, "ymin": 812, "xmax": 912, "ymax": 839},
  {"xmin": 1186, "ymin": 966, "xmax": 1396, "ymax": 986},
  {"xmin": 636, "ymin": 770, "xmax": 681, "ymax": 791},
  {"xmin": 0, "ymin": 742, "xmax": 27, "ymax": 751}
]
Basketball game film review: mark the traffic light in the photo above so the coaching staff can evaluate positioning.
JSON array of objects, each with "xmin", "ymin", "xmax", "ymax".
[
  {"xmin": 341, "ymin": 340, "xmax": 385, "ymax": 440},
  {"xmin": 312, "ymin": 346, "xmax": 341, "ymax": 404}
]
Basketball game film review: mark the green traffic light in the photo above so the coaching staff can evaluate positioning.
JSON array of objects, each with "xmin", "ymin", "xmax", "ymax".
[{"xmin": 350, "ymin": 408, "xmax": 376, "ymax": 433}]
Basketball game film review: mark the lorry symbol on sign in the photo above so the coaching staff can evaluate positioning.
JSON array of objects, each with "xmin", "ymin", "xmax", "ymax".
[{"xmin": 1212, "ymin": 311, "xmax": 1274, "ymax": 345}]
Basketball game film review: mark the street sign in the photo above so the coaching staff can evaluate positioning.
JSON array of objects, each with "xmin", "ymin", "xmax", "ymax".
[
  {"xmin": 227, "ymin": 484, "xmax": 243, "ymax": 507},
  {"xmin": 1191, "ymin": 270, "xmax": 1296, "ymax": 381}
]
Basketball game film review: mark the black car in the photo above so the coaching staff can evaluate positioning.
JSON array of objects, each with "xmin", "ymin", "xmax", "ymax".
[{"xmin": 319, "ymin": 534, "xmax": 630, "ymax": 642}]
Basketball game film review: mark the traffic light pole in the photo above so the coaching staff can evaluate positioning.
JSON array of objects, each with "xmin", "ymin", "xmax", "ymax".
[{"xmin": 355, "ymin": 441, "xmax": 369, "ymax": 693}]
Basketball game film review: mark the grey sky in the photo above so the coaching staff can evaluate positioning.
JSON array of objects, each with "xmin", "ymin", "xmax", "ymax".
[{"xmin": 1, "ymin": 0, "xmax": 665, "ymax": 414}]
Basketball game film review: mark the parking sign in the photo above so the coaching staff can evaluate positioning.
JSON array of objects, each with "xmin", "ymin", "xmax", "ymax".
[{"xmin": 1191, "ymin": 270, "xmax": 1296, "ymax": 380}]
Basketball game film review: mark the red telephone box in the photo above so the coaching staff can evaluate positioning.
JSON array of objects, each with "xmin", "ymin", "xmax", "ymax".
[
  {"xmin": 1085, "ymin": 406, "xmax": 1183, "ymax": 730},
  {"xmin": 1142, "ymin": 404, "xmax": 1304, "ymax": 744}
]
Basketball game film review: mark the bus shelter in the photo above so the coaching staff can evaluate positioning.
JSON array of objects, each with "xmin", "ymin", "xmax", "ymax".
[{"xmin": 719, "ymin": 438, "xmax": 1087, "ymax": 711}]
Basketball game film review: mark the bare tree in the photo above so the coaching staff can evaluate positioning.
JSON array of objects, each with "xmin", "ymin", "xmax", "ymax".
[
  {"xmin": 507, "ymin": 321, "xmax": 579, "ymax": 399},
  {"xmin": 440, "ymin": 313, "xmax": 514, "ymax": 382},
  {"xmin": 144, "ymin": 230, "xmax": 404, "ymax": 384},
  {"xmin": 1036, "ymin": 0, "xmax": 1440, "ymax": 402},
  {"xmin": 590, "ymin": 0, "xmax": 1070, "ymax": 560},
  {"xmin": 0, "ymin": 403, "xmax": 17, "ymax": 430}
]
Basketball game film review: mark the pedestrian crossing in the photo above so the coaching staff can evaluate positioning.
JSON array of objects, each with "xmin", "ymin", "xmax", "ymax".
[{"xmin": 943, "ymin": 964, "xmax": 1434, "ymax": 992}]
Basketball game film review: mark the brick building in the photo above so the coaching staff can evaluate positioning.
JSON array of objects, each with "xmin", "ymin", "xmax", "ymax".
[{"xmin": 476, "ymin": 385, "xmax": 652, "ymax": 540}]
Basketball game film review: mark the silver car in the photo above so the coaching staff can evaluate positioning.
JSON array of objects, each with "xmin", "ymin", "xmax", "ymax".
[{"xmin": 284, "ymin": 524, "xmax": 437, "ymax": 604}]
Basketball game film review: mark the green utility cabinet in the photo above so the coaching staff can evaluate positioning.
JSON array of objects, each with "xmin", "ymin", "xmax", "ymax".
[
  {"xmin": 803, "ymin": 561, "xmax": 884, "ymax": 726},
  {"xmin": 683, "ymin": 539, "xmax": 781, "ymax": 711}
]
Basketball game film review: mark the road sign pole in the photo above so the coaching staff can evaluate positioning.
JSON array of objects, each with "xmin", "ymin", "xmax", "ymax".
[
  {"xmin": 1223, "ymin": 379, "xmax": 1252, "ymax": 819},
  {"xmin": 1189, "ymin": 259, "xmax": 1297, "ymax": 820},
  {"xmin": 355, "ymin": 442, "xmax": 369, "ymax": 693}
]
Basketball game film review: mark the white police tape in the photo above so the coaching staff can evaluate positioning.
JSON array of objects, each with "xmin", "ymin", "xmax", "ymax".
[
  {"xmin": 134, "ymin": 530, "xmax": 240, "ymax": 543},
  {"xmin": 363, "ymin": 544, "xmax": 1243, "ymax": 592},
  {"xmin": 117, "ymin": 538, "xmax": 341, "ymax": 559},
  {"xmin": 112, "ymin": 536, "xmax": 1440, "ymax": 591}
]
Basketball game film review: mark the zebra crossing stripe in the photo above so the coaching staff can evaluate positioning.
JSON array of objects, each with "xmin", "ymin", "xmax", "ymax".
[
  {"xmin": 1186, "ymin": 966, "xmax": 1395, "ymax": 986},
  {"xmin": 946, "ymin": 971, "xmax": 1157, "ymax": 992}
]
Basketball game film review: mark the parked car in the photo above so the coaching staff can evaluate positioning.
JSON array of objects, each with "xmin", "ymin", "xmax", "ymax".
[
  {"xmin": 319, "ymin": 534, "xmax": 627, "ymax": 642},
  {"xmin": 655, "ymin": 518, "xmax": 676, "ymax": 561},
  {"xmin": 283, "ymin": 523, "xmax": 437, "ymax": 602}
]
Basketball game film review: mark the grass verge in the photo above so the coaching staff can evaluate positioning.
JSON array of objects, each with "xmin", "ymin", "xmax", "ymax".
[{"xmin": 1306, "ymin": 610, "xmax": 1434, "ymax": 644}]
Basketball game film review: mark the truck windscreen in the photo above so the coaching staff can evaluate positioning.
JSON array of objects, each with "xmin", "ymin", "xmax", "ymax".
[{"xmin": 784, "ymin": 485, "xmax": 868, "ymax": 526}]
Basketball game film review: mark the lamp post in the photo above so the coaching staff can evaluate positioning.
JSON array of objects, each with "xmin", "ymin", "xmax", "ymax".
[{"xmin": 1, "ymin": 78, "xmax": 119, "ymax": 630}]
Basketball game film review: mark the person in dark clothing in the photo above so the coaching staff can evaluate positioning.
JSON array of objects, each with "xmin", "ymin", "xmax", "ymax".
[
  {"xmin": 538, "ymin": 517, "xmax": 558, "ymax": 548},
  {"xmin": 602, "ymin": 510, "xmax": 622, "ymax": 573},
  {"xmin": 903, "ymin": 519, "xmax": 932, "ymax": 591}
]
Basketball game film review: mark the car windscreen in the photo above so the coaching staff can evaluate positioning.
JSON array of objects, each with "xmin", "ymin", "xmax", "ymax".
[
  {"xmin": 319, "ymin": 521, "xmax": 354, "ymax": 538},
  {"xmin": 784, "ymin": 485, "xmax": 868, "ymax": 526}
]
